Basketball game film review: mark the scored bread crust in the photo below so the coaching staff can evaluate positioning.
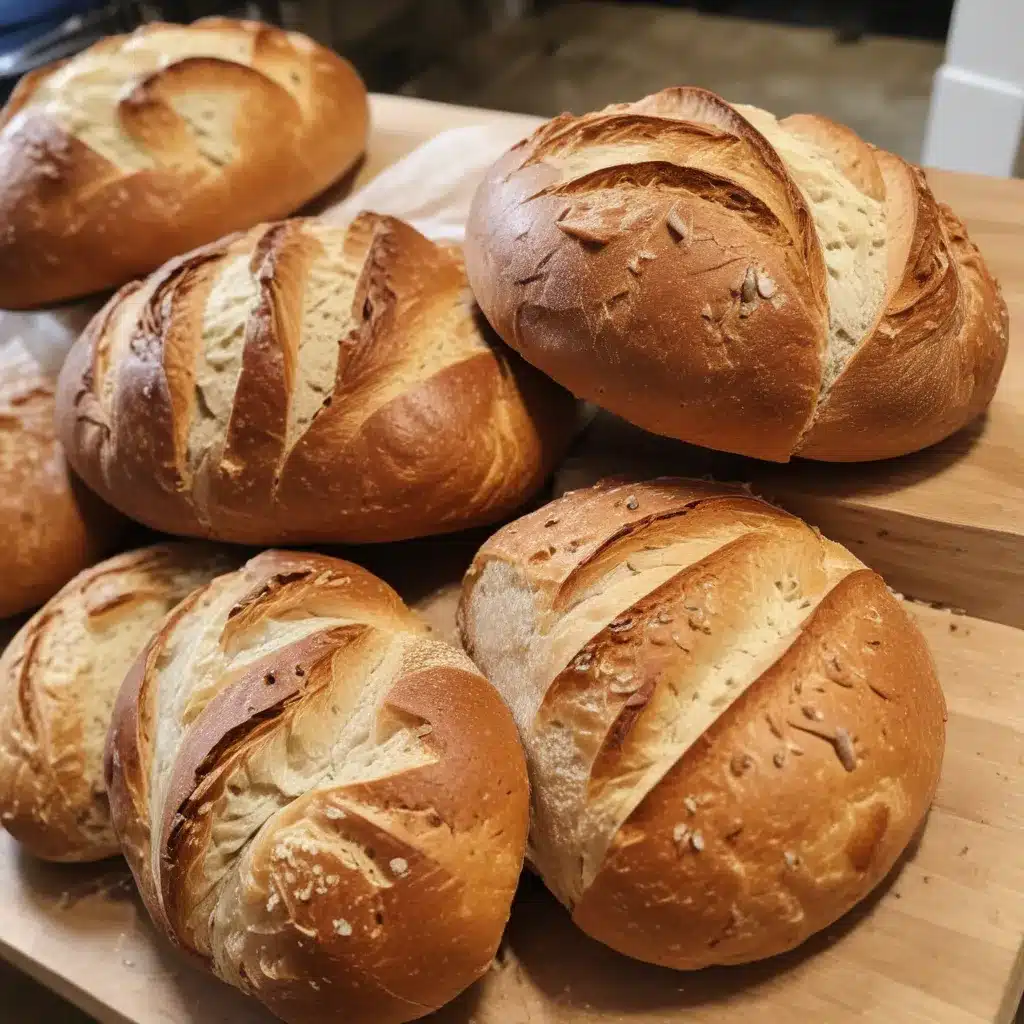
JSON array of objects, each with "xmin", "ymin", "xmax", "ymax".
[
  {"xmin": 57, "ymin": 212, "xmax": 578, "ymax": 544},
  {"xmin": 0, "ymin": 543, "xmax": 235, "ymax": 862},
  {"xmin": 105, "ymin": 550, "xmax": 529, "ymax": 1024},
  {"xmin": 0, "ymin": 17, "xmax": 368, "ymax": 309},
  {"xmin": 465, "ymin": 86, "xmax": 1008, "ymax": 462},
  {"xmin": 458, "ymin": 478, "xmax": 945, "ymax": 968},
  {"xmin": 0, "ymin": 335, "xmax": 121, "ymax": 618},
  {"xmin": 798, "ymin": 159, "xmax": 1008, "ymax": 458}
]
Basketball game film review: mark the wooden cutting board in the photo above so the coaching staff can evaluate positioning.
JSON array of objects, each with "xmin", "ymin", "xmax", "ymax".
[
  {"xmin": 0, "ymin": 576, "xmax": 1022, "ymax": 1024},
  {"xmin": 1, "ymin": 93, "xmax": 1022, "ymax": 1024}
]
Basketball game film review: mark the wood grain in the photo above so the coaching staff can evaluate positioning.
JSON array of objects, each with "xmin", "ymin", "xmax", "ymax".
[{"xmin": 0, "ymin": 580, "xmax": 1020, "ymax": 1024}]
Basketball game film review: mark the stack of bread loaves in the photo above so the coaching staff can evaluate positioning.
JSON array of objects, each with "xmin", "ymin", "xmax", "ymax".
[
  {"xmin": 0, "ymin": 19, "xmax": 563, "ymax": 1022},
  {"xmin": 0, "ymin": 15, "xmax": 577, "ymax": 611},
  {"xmin": 0, "ymin": 547, "xmax": 530, "ymax": 1023},
  {"xmin": 0, "ymin": 16, "xmax": 369, "ymax": 614},
  {"xmin": 0, "ymin": 19, "xmax": 996, "ymax": 1024}
]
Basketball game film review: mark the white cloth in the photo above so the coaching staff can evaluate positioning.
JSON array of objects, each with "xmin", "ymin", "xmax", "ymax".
[{"xmin": 320, "ymin": 122, "xmax": 535, "ymax": 242}]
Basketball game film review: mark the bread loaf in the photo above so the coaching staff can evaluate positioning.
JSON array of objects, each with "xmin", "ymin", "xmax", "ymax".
[
  {"xmin": 466, "ymin": 87, "xmax": 1008, "ymax": 462},
  {"xmin": 0, "ymin": 544, "xmax": 234, "ymax": 861},
  {"xmin": 105, "ymin": 550, "xmax": 529, "ymax": 1024},
  {"xmin": 0, "ymin": 17, "xmax": 367, "ymax": 308},
  {"xmin": 0, "ymin": 334, "xmax": 121, "ymax": 618},
  {"xmin": 458, "ymin": 478, "xmax": 945, "ymax": 968},
  {"xmin": 57, "ymin": 212, "xmax": 577, "ymax": 544}
]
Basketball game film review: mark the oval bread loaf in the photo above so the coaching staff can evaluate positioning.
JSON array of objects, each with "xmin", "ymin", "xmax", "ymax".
[
  {"xmin": 458, "ymin": 478, "xmax": 945, "ymax": 968},
  {"xmin": 0, "ymin": 333, "xmax": 121, "ymax": 618},
  {"xmin": 0, "ymin": 17, "xmax": 367, "ymax": 308},
  {"xmin": 0, "ymin": 543, "xmax": 235, "ymax": 861},
  {"xmin": 57, "ymin": 212, "xmax": 578, "ymax": 544},
  {"xmin": 466, "ymin": 87, "xmax": 1008, "ymax": 462},
  {"xmin": 105, "ymin": 550, "xmax": 529, "ymax": 1024}
]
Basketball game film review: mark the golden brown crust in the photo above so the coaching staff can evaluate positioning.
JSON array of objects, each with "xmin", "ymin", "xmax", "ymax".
[
  {"xmin": 459, "ymin": 478, "xmax": 945, "ymax": 968},
  {"xmin": 466, "ymin": 87, "xmax": 1008, "ymax": 462},
  {"xmin": 0, "ymin": 18, "xmax": 368, "ymax": 308},
  {"xmin": 573, "ymin": 568, "xmax": 944, "ymax": 966},
  {"xmin": 105, "ymin": 550, "xmax": 530, "ymax": 1024},
  {"xmin": 0, "ymin": 543, "xmax": 235, "ymax": 862},
  {"xmin": 466, "ymin": 90, "xmax": 825, "ymax": 463},
  {"xmin": 0, "ymin": 337, "xmax": 121, "ymax": 618},
  {"xmin": 465, "ymin": 475, "xmax": 749, "ymax": 610},
  {"xmin": 57, "ymin": 214, "xmax": 578, "ymax": 544}
]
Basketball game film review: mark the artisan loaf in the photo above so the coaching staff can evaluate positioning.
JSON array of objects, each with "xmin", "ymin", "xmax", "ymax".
[
  {"xmin": 458, "ymin": 478, "xmax": 945, "ymax": 968},
  {"xmin": 0, "ymin": 17, "xmax": 367, "ymax": 308},
  {"xmin": 105, "ymin": 550, "xmax": 529, "ymax": 1024},
  {"xmin": 466, "ymin": 87, "xmax": 1008, "ymax": 461},
  {"xmin": 0, "ymin": 544, "xmax": 234, "ymax": 861},
  {"xmin": 57, "ymin": 212, "xmax": 577, "ymax": 544},
  {"xmin": 0, "ymin": 332, "xmax": 121, "ymax": 618}
]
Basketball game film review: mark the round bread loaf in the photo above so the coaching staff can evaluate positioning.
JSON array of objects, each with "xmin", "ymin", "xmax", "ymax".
[
  {"xmin": 0, "ymin": 543, "xmax": 234, "ymax": 861},
  {"xmin": 466, "ymin": 87, "xmax": 1008, "ymax": 462},
  {"xmin": 56, "ymin": 212, "xmax": 577, "ymax": 544},
  {"xmin": 458, "ymin": 478, "xmax": 945, "ymax": 968},
  {"xmin": 105, "ymin": 550, "xmax": 529, "ymax": 1024},
  {"xmin": 0, "ymin": 333, "xmax": 121, "ymax": 618},
  {"xmin": 0, "ymin": 17, "xmax": 367, "ymax": 308}
]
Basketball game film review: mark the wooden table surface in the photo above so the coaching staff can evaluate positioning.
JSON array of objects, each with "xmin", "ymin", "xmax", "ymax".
[{"xmin": 3, "ymin": 92, "xmax": 1024, "ymax": 1024}]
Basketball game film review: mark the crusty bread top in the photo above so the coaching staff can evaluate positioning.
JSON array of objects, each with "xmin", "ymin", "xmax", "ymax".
[
  {"xmin": 733, "ymin": 104, "xmax": 888, "ymax": 389},
  {"xmin": 0, "ymin": 543, "xmax": 235, "ymax": 862},
  {"xmin": 0, "ymin": 18, "xmax": 368, "ymax": 307},
  {"xmin": 105, "ymin": 550, "xmax": 529, "ymax": 1024},
  {"xmin": 9, "ymin": 21, "xmax": 292, "ymax": 171},
  {"xmin": 57, "ymin": 213, "xmax": 577, "ymax": 544},
  {"xmin": 459, "ymin": 478, "xmax": 945, "ymax": 967},
  {"xmin": 465, "ymin": 87, "xmax": 1008, "ymax": 461}
]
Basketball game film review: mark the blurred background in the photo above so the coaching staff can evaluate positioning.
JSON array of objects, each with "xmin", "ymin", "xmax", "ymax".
[
  {"xmin": 3, "ymin": 0, "xmax": 1018, "ymax": 173},
  {"xmin": 0, "ymin": 0, "xmax": 976, "ymax": 167}
]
